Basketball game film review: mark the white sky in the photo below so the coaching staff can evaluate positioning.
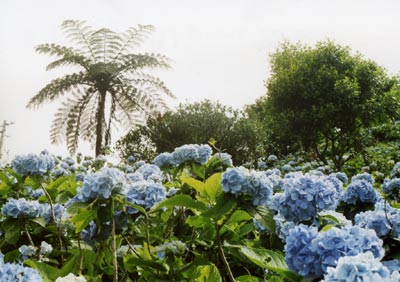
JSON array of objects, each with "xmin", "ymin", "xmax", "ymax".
[{"xmin": 1, "ymin": 0, "xmax": 400, "ymax": 162}]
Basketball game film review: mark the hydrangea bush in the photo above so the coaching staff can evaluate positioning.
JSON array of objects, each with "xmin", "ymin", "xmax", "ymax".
[{"xmin": 0, "ymin": 145, "xmax": 400, "ymax": 281}]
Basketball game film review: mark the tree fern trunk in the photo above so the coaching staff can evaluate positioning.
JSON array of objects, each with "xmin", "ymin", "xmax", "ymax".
[{"xmin": 95, "ymin": 90, "xmax": 106, "ymax": 156}]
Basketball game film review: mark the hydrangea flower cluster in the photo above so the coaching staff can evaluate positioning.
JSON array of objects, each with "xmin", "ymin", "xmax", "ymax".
[
  {"xmin": 2, "ymin": 198, "xmax": 43, "ymax": 218},
  {"xmin": 331, "ymin": 172, "xmax": 348, "ymax": 184},
  {"xmin": 153, "ymin": 152, "xmax": 173, "ymax": 168},
  {"xmin": 125, "ymin": 181, "xmax": 167, "ymax": 213},
  {"xmin": 341, "ymin": 179, "xmax": 380, "ymax": 205},
  {"xmin": 390, "ymin": 162, "xmax": 400, "ymax": 178},
  {"xmin": 322, "ymin": 252, "xmax": 399, "ymax": 282},
  {"xmin": 382, "ymin": 178, "xmax": 400, "ymax": 200},
  {"xmin": 284, "ymin": 224, "xmax": 319, "ymax": 278},
  {"xmin": 285, "ymin": 224, "xmax": 384, "ymax": 279},
  {"xmin": 152, "ymin": 240, "xmax": 187, "ymax": 260},
  {"xmin": 75, "ymin": 167, "xmax": 126, "ymax": 202},
  {"xmin": 355, "ymin": 210, "xmax": 392, "ymax": 237},
  {"xmin": 212, "ymin": 152, "xmax": 233, "ymax": 166},
  {"xmin": 170, "ymin": 144, "xmax": 212, "ymax": 166},
  {"xmin": 274, "ymin": 172, "xmax": 341, "ymax": 222},
  {"xmin": 128, "ymin": 164, "xmax": 163, "ymax": 183},
  {"xmin": 351, "ymin": 172, "xmax": 375, "ymax": 184},
  {"xmin": 0, "ymin": 253, "xmax": 42, "ymax": 281},
  {"xmin": 12, "ymin": 152, "xmax": 55, "ymax": 176},
  {"xmin": 221, "ymin": 167, "xmax": 273, "ymax": 206}
]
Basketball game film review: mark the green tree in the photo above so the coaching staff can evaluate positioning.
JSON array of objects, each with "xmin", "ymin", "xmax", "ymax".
[
  {"xmin": 260, "ymin": 40, "xmax": 400, "ymax": 169},
  {"xmin": 27, "ymin": 20, "xmax": 173, "ymax": 156},
  {"xmin": 116, "ymin": 100, "xmax": 264, "ymax": 165}
]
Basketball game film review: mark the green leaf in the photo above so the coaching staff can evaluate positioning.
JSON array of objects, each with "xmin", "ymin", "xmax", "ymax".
[
  {"xmin": 204, "ymin": 172, "xmax": 223, "ymax": 200},
  {"xmin": 29, "ymin": 217, "xmax": 47, "ymax": 228},
  {"xmin": 251, "ymin": 205, "xmax": 276, "ymax": 232},
  {"xmin": 237, "ymin": 246, "xmax": 299, "ymax": 281},
  {"xmin": 24, "ymin": 260, "xmax": 61, "ymax": 282},
  {"xmin": 195, "ymin": 264, "xmax": 222, "ymax": 282},
  {"xmin": 153, "ymin": 194, "xmax": 207, "ymax": 212},
  {"xmin": 235, "ymin": 275, "xmax": 261, "ymax": 282},
  {"xmin": 202, "ymin": 194, "xmax": 236, "ymax": 220},
  {"xmin": 71, "ymin": 208, "xmax": 97, "ymax": 233},
  {"xmin": 186, "ymin": 215, "xmax": 214, "ymax": 228},
  {"xmin": 181, "ymin": 173, "xmax": 205, "ymax": 194}
]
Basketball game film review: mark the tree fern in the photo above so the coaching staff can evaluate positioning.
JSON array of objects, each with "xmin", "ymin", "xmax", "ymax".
[{"xmin": 28, "ymin": 20, "xmax": 173, "ymax": 156}]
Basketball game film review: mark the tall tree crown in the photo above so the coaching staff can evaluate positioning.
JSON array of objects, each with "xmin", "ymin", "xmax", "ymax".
[{"xmin": 27, "ymin": 20, "xmax": 174, "ymax": 156}]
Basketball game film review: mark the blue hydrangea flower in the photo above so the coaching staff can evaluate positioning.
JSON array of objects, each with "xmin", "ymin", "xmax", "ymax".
[
  {"xmin": 0, "ymin": 261, "xmax": 42, "ymax": 281},
  {"xmin": 39, "ymin": 241, "xmax": 53, "ymax": 255},
  {"xmin": 351, "ymin": 172, "xmax": 375, "ymax": 184},
  {"xmin": 152, "ymin": 240, "xmax": 187, "ymax": 260},
  {"xmin": 221, "ymin": 167, "xmax": 273, "ymax": 206},
  {"xmin": 355, "ymin": 210, "xmax": 392, "ymax": 237},
  {"xmin": 171, "ymin": 144, "xmax": 212, "ymax": 166},
  {"xmin": 390, "ymin": 162, "xmax": 400, "ymax": 178},
  {"xmin": 382, "ymin": 259, "xmax": 400, "ymax": 274},
  {"xmin": 311, "ymin": 226, "xmax": 384, "ymax": 274},
  {"xmin": 133, "ymin": 164, "xmax": 163, "ymax": 182},
  {"xmin": 213, "ymin": 153, "xmax": 233, "ymax": 166},
  {"xmin": 39, "ymin": 203, "xmax": 65, "ymax": 224},
  {"xmin": 332, "ymin": 172, "xmax": 348, "ymax": 184},
  {"xmin": 12, "ymin": 153, "xmax": 55, "ymax": 175},
  {"xmin": 322, "ymin": 252, "xmax": 393, "ymax": 282},
  {"xmin": 2, "ymin": 198, "xmax": 42, "ymax": 218},
  {"xmin": 125, "ymin": 181, "xmax": 167, "ymax": 214},
  {"xmin": 196, "ymin": 144, "xmax": 212, "ymax": 164},
  {"xmin": 284, "ymin": 224, "xmax": 320, "ymax": 278},
  {"xmin": 127, "ymin": 155, "xmax": 135, "ymax": 162},
  {"xmin": 341, "ymin": 179, "xmax": 380, "ymax": 205},
  {"xmin": 274, "ymin": 216, "xmax": 296, "ymax": 241},
  {"xmin": 19, "ymin": 245, "xmax": 37, "ymax": 261},
  {"xmin": 277, "ymin": 173, "xmax": 340, "ymax": 223},
  {"xmin": 268, "ymin": 154, "xmax": 278, "ymax": 162},
  {"xmin": 77, "ymin": 167, "xmax": 126, "ymax": 202},
  {"xmin": 153, "ymin": 152, "xmax": 173, "ymax": 168},
  {"xmin": 258, "ymin": 161, "xmax": 267, "ymax": 170},
  {"xmin": 383, "ymin": 178, "xmax": 400, "ymax": 200}
]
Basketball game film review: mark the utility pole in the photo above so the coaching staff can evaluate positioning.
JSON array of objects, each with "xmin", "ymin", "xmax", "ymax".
[{"xmin": 0, "ymin": 120, "xmax": 13, "ymax": 163}]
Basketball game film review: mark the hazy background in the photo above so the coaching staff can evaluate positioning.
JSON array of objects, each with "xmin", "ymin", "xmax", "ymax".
[{"xmin": 1, "ymin": 0, "xmax": 400, "ymax": 162}]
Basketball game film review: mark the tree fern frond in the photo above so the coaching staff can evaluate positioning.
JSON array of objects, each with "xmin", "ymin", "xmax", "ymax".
[
  {"xmin": 118, "ymin": 53, "xmax": 172, "ymax": 73},
  {"xmin": 61, "ymin": 20, "xmax": 97, "ymax": 62},
  {"xmin": 112, "ymin": 24, "xmax": 154, "ymax": 62},
  {"xmin": 27, "ymin": 72, "xmax": 91, "ymax": 108},
  {"xmin": 50, "ymin": 90, "xmax": 93, "ymax": 153},
  {"xmin": 125, "ymin": 72, "xmax": 175, "ymax": 98}
]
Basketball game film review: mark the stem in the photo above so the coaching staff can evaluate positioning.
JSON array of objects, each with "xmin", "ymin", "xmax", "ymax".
[
  {"xmin": 41, "ymin": 183, "xmax": 64, "ymax": 262},
  {"xmin": 214, "ymin": 205, "xmax": 238, "ymax": 282},
  {"xmin": 215, "ymin": 223, "xmax": 235, "ymax": 282},
  {"xmin": 77, "ymin": 238, "xmax": 84, "ymax": 274},
  {"xmin": 122, "ymin": 234, "xmax": 139, "ymax": 256},
  {"xmin": 111, "ymin": 198, "xmax": 118, "ymax": 282},
  {"xmin": 144, "ymin": 213, "xmax": 151, "ymax": 255},
  {"xmin": 25, "ymin": 225, "xmax": 35, "ymax": 246}
]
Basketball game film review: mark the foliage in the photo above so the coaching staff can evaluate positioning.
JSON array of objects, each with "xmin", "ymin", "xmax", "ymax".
[
  {"xmin": 116, "ymin": 99, "xmax": 263, "ymax": 165},
  {"xmin": 27, "ymin": 20, "xmax": 174, "ymax": 156},
  {"xmin": 253, "ymin": 40, "xmax": 400, "ymax": 170},
  {"xmin": 1, "ymin": 146, "xmax": 400, "ymax": 281}
]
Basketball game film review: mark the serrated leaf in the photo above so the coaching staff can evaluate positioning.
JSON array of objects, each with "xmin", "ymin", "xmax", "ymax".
[
  {"xmin": 153, "ymin": 194, "xmax": 207, "ymax": 212},
  {"xmin": 196, "ymin": 264, "xmax": 222, "ymax": 282},
  {"xmin": 181, "ymin": 174, "xmax": 205, "ymax": 194},
  {"xmin": 237, "ymin": 246, "xmax": 299, "ymax": 281},
  {"xmin": 204, "ymin": 172, "xmax": 223, "ymax": 200},
  {"xmin": 71, "ymin": 208, "xmax": 96, "ymax": 233}
]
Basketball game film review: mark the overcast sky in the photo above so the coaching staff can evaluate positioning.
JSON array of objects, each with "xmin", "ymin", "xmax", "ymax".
[{"xmin": 1, "ymin": 0, "xmax": 400, "ymax": 162}]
